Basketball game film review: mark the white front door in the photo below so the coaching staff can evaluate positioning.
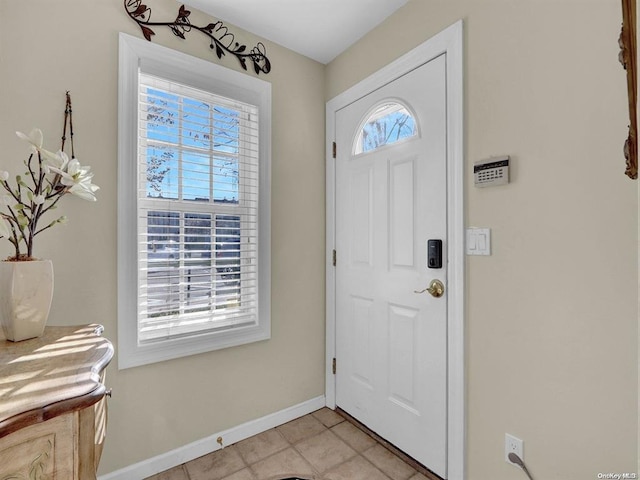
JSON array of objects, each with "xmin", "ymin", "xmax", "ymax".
[{"xmin": 335, "ymin": 54, "xmax": 448, "ymax": 477}]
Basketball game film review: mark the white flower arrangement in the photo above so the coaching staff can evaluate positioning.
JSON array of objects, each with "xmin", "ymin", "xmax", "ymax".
[{"xmin": 0, "ymin": 94, "xmax": 99, "ymax": 261}]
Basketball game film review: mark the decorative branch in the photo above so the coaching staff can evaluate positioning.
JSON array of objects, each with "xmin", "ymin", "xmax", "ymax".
[
  {"xmin": 124, "ymin": 0, "xmax": 271, "ymax": 75},
  {"xmin": 619, "ymin": 0, "xmax": 637, "ymax": 179},
  {"xmin": 0, "ymin": 94, "xmax": 99, "ymax": 261}
]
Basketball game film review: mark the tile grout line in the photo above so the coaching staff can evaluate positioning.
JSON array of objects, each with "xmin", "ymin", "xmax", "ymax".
[
  {"xmin": 280, "ymin": 411, "xmax": 348, "ymax": 480},
  {"xmin": 292, "ymin": 411, "xmax": 394, "ymax": 480},
  {"xmin": 335, "ymin": 408, "xmax": 442, "ymax": 480},
  {"xmin": 319, "ymin": 442, "xmax": 394, "ymax": 480},
  {"xmin": 240, "ymin": 421, "xmax": 325, "ymax": 480},
  {"xmin": 240, "ymin": 428, "xmax": 291, "ymax": 479},
  {"xmin": 240, "ymin": 410, "xmax": 390, "ymax": 480},
  {"xmin": 235, "ymin": 443, "xmax": 256, "ymax": 479},
  {"xmin": 289, "ymin": 441, "xmax": 323, "ymax": 479},
  {"xmin": 155, "ymin": 409, "xmax": 431, "ymax": 480},
  {"xmin": 286, "ymin": 420, "xmax": 329, "ymax": 480},
  {"xmin": 279, "ymin": 426, "xmax": 320, "ymax": 479}
]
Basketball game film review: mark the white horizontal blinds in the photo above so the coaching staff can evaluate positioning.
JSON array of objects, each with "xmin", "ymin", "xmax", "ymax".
[{"xmin": 137, "ymin": 73, "xmax": 259, "ymax": 343}]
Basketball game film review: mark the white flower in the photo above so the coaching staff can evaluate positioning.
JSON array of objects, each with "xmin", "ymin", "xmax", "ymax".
[
  {"xmin": 0, "ymin": 216, "xmax": 10, "ymax": 238},
  {"xmin": 16, "ymin": 128, "xmax": 43, "ymax": 153},
  {"xmin": 57, "ymin": 215, "xmax": 68, "ymax": 225},
  {"xmin": 69, "ymin": 178, "xmax": 100, "ymax": 202},
  {"xmin": 41, "ymin": 149, "xmax": 69, "ymax": 170},
  {"xmin": 50, "ymin": 159, "xmax": 100, "ymax": 202},
  {"xmin": 3, "ymin": 96, "xmax": 100, "ymax": 259}
]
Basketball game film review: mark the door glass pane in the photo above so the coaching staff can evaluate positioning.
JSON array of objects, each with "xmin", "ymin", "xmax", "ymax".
[{"xmin": 355, "ymin": 102, "xmax": 417, "ymax": 154}]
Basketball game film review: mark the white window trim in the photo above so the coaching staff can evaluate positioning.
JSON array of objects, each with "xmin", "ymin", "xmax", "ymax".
[{"xmin": 118, "ymin": 33, "xmax": 271, "ymax": 369}]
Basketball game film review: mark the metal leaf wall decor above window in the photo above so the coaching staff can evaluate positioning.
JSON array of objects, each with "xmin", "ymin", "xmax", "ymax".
[{"xmin": 124, "ymin": 0, "xmax": 271, "ymax": 75}]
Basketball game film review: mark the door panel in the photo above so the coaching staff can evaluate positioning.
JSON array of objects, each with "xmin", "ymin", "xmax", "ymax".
[
  {"xmin": 335, "ymin": 54, "xmax": 447, "ymax": 477},
  {"xmin": 390, "ymin": 157, "xmax": 417, "ymax": 268},
  {"xmin": 388, "ymin": 303, "xmax": 419, "ymax": 409},
  {"xmin": 351, "ymin": 295, "xmax": 374, "ymax": 388},
  {"xmin": 350, "ymin": 167, "xmax": 374, "ymax": 266}
]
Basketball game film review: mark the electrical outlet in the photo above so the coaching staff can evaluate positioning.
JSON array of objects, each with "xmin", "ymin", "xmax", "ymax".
[{"xmin": 505, "ymin": 433, "xmax": 523, "ymax": 465}]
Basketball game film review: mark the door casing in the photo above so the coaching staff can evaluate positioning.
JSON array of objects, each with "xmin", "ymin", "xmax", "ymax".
[{"xmin": 325, "ymin": 20, "xmax": 465, "ymax": 480}]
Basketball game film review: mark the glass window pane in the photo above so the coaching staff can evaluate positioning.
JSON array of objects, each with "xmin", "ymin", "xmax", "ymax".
[
  {"xmin": 146, "ymin": 146, "xmax": 178, "ymax": 199},
  {"xmin": 356, "ymin": 103, "xmax": 417, "ymax": 154},
  {"xmin": 185, "ymin": 213, "xmax": 212, "ymax": 314},
  {"xmin": 214, "ymin": 106, "xmax": 239, "ymax": 155},
  {"xmin": 182, "ymin": 98, "xmax": 211, "ymax": 149},
  {"xmin": 183, "ymin": 151, "xmax": 211, "ymax": 202},
  {"xmin": 143, "ymin": 88, "xmax": 242, "ymax": 205},
  {"xmin": 146, "ymin": 88, "xmax": 180, "ymax": 144},
  {"xmin": 214, "ymin": 156, "xmax": 239, "ymax": 204},
  {"xmin": 146, "ymin": 211, "xmax": 181, "ymax": 317},
  {"xmin": 215, "ymin": 215, "xmax": 241, "ymax": 308}
]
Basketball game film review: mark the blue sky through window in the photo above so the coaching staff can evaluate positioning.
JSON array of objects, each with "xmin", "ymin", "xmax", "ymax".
[
  {"xmin": 357, "ymin": 103, "xmax": 417, "ymax": 154},
  {"xmin": 145, "ymin": 87, "xmax": 240, "ymax": 203}
]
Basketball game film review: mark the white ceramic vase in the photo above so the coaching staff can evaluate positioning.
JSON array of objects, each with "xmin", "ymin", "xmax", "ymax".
[{"xmin": 0, "ymin": 259, "xmax": 54, "ymax": 342}]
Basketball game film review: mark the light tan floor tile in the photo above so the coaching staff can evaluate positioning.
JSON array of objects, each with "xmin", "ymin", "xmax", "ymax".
[
  {"xmin": 144, "ymin": 465, "xmax": 189, "ymax": 480},
  {"xmin": 323, "ymin": 455, "xmax": 391, "ymax": 480},
  {"xmin": 185, "ymin": 446, "xmax": 247, "ymax": 480},
  {"xmin": 311, "ymin": 408, "xmax": 344, "ymax": 428},
  {"xmin": 363, "ymin": 444, "xmax": 417, "ymax": 480},
  {"xmin": 296, "ymin": 429, "xmax": 357, "ymax": 473},
  {"xmin": 277, "ymin": 415, "xmax": 327, "ymax": 444},
  {"xmin": 151, "ymin": 414, "xmax": 444, "ymax": 480},
  {"xmin": 330, "ymin": 421, "xmax": 377, "ymax": 452},
  {"xmin": 236, "ymin": 428, "xmax": 289, "ymax": 464},
  {"xmin": 250, "ymin": 447, "xmax": 315, "ymax": 480},
  {"xmin": 409, "ymin": 473, "xmax": 431, "ymax": 480},
  {"xmin": 221, "ymin": 468, "xmax": 258, "ymax": 480}
]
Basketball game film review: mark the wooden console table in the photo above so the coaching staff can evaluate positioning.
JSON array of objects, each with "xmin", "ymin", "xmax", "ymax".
[{"xmin": 0, "ymin": 324, "xmax": 113, "ymax": 479}]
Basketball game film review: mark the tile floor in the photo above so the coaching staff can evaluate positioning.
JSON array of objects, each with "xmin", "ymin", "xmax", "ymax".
[{"xmin": 145, "ymin": 408, "xmax": 439, "ymax": 480}]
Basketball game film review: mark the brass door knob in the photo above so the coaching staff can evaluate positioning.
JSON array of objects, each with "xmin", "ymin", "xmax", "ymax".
[{"xmin": 414, "ymin": 279, "xmax": 445, "ymax": 298}]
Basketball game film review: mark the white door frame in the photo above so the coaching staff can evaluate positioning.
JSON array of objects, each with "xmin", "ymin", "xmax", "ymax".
[{"xmin": 325, "ymin": 20, "xmax": 465, "ymax": 480}]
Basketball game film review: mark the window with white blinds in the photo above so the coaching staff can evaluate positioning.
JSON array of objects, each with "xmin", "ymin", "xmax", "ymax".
[
  {"xmin": 118, "ymin": 33, "xmax": 271, "ymax": 369},
  {"xmin": 138, "ymin": 74, "xmax": 259, "ymax": 343}
]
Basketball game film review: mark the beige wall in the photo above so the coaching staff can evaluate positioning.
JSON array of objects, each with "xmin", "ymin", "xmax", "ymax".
[
  {"xmin": 327, "ymin": 0, "xmax": 638, "ymax": 478},
  {"xmin": 0, "ymin": 0, "xmax": 326, "ymax": 474},
  {"xmin": 0, "ymin": 0, "xmax": 637, "ymax": 478}
]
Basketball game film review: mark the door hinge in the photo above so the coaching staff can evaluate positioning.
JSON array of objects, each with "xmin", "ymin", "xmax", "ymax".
[
  {"xmin": 332, "ymin": 357, "xmax": 337, "ymax": 375},
  {"xmin": 332, "ymin": 249, "xmax": 337, "ymax": 266},
  {"xmin": 332, "ymin": 141, "xmax": 337, "ymax": 159}
]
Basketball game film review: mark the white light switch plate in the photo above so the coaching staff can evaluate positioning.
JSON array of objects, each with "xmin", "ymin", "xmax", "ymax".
[{"xmin": 466, "ymin": 228, "xmax": 491, "ymax": 255}]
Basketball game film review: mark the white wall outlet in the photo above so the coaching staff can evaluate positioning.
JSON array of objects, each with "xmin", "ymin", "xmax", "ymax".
[{"xmin": 505, "ymin": 433, "xmax": 524, "ymax": 465}]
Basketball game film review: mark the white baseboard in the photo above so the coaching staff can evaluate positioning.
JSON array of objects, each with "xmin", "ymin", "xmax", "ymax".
[{"xmin": 99, "ymin": 395, "xmax": 326, "ymax": 480}]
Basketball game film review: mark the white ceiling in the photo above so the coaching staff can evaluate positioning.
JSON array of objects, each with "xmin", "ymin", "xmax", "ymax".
[{"xmin": 183, "ymin": 0, "xmax": 410, "ymax": 64}]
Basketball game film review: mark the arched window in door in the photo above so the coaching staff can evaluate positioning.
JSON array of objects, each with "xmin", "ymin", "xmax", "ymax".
[{"xmin": 354, "ymin": 101, "xmax": 418, "ymax": 154}]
